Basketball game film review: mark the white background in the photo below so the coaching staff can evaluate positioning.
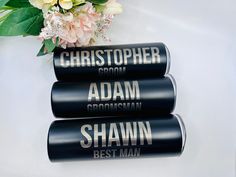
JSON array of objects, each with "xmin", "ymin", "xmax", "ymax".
[{"xmin": 0, "ymin": 0, "xmax": 235, "ymax": 176}]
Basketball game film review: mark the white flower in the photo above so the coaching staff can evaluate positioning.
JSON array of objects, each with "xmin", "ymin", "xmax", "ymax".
[
  {"xmin": 59, "ymin": 0, "xmax": 73, "ymax": 10},
  {"xmin": 59, "ymin": 0, "xmax": 86, "ymax": 10},
  {"xmin": 103, "ymin": 0, "xmax": 122, "ymax": 15},
  {"xmin": 29, "ymin": 0, "xmax": 57, "ymax": 10}
]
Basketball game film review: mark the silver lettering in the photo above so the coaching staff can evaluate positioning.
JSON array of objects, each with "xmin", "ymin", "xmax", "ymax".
[
  {"xmin": 113, "ymin": 82, "xmax": 124, "ymax": 101},
  {"xmin": 80, "ymin": 124, "xmax": 92, "ymax": 148},
  {"xmin": 114, "ymin": 49, "xmax": 123, "ymax": 65},
  {"xmin": 120, "ymin": 122, "xmax": 137, "ymax": 146},
  {"xmin": 94, "ymin": 124, "xmax": 106, "ymax": 147},
  {"xmin": 108, "ymin": 123, "xmax": 121, "ymax": 147},
  {"xmin": 94, "ymin": 150, "xmax": 100, "ymax": 158},
  {"xmin": 132, "ymin": 48, "xmax": 142, "ymax": 64},
  {"xmin": 81, "ymin": 51, "xmax": 91, "ymax": 66},
  {"xmin": 88, "ymin": 83, "xmax": 100, "ymax": 101},
  {"xmin": 104, "ymin": 49, "xmax": 113, "ymax": 66},
  {"xmin": 70, "ymin": 51, "xmax": 80, "ymax": 67},
  {"xmin": 142, "ymin": 47, "xmax": 151, "ymax": 64},
  {"xmin": 124, "ymin": 81, "xmax": 140, "ymax": 100},
  {"xmin": 138, "ymin": 121, "xmax": 152, "ymax": 145},
  {"xmin": 95, "ymin": 50, "xmax": 105, "ymax": 66},
  {"xmin": 60, "ymin": 51, "xmax": 70, "ymax": 67},
  {"xmin": 151, "ymin": 47, "xmax": 161, "ymax": 63},
  {"xmin": 123, "ymin": 49, "xmax": 132, "ymax": 65},
  {"xmin": 101, "ymin": 82, "xmax": 112, "ymax": 101}
]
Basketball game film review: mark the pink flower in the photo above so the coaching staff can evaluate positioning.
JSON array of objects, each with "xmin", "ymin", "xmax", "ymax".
[{"xmin": 39, "ymin": 2, "xmax": 100, "ymax": 48}]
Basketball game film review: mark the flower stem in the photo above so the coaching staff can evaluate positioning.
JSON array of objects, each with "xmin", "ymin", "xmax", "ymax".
[{"xmin": 0, "ymin": 6, "xmax": 16, "ymax": 11}]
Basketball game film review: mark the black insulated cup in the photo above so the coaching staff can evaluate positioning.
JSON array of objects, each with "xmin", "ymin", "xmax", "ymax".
[
  {"xmin": 51, "ymin": 75, "xmax": 177, "ymax": 118},
  {"xmin": 53, "ymin": 43, "xmax": 170, "ymax": 81},
  {"xmin": 47, "ymin": 114, "xmax": 186, "ymax": 162}
]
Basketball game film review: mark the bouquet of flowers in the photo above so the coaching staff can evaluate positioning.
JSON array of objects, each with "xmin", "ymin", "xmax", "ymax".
[{"xmin": 0, "ymin": 0, "xmax": 122, "ymax": 56}]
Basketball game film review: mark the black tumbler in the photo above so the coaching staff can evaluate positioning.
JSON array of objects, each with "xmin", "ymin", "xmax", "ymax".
[
  {"xmin": 51, "ymin": 75, "xmax": 176, "ymax": 118},
  {"xmin": 53, "ymin": 43, "xmax": 170, "ymax": 81},
  {"xmin": 48, "ymin": 114, "xmax": 186, "ymax": 162}
]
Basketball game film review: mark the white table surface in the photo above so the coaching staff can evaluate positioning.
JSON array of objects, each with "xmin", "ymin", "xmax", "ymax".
[{"xmin": 0, "ymin": 0, "xmax": 235, "ymax": 176}]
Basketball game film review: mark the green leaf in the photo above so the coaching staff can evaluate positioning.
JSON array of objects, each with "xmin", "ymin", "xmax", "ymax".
[
  {"xmin": 87, "ymin": 0, "xmax": 108, "ymax": 5},
  {"xmin": 25, "ymin": 13, "xmax": 43, "ymax": 35},
  {"xmin": 6, "ymin": 0, "xmax": 31, "ymax": 8},
  {"xmin": 37, "ymin": 44, "xmax": 46, "ymax": 56},
  {"xmin": 0, "ymin": 7, "xmax": 44, "ymax": 36},
  {"xmin": 55, "ymin": 37, "xmax": 59, "ymax": 46},
  {"xmin": 37, "ymin": 38, "xmax": 58, "ymax": 57},
  {"xmin": 0, "ymin": 0, "xmax": 10, "ymax": 8},
  {"xmin": 0, "ymin": 10, "xmax": 13, "ymax": 23},
  {"xmin": 44, "ymin": 39, "xmax": 56, "ymax": 53}
]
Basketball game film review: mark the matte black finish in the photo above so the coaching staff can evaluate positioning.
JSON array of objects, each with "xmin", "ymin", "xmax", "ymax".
[
  {"xmin": 51, "ymin": 77, "xmax": 176, "ymax": 118},
  {"xmin": 48, "ymin": 115, "xmax": 185, "ymax": 162},
  {"xmin": 53, "ymin": 43, "xmax": 170, "ymax": 81}
]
